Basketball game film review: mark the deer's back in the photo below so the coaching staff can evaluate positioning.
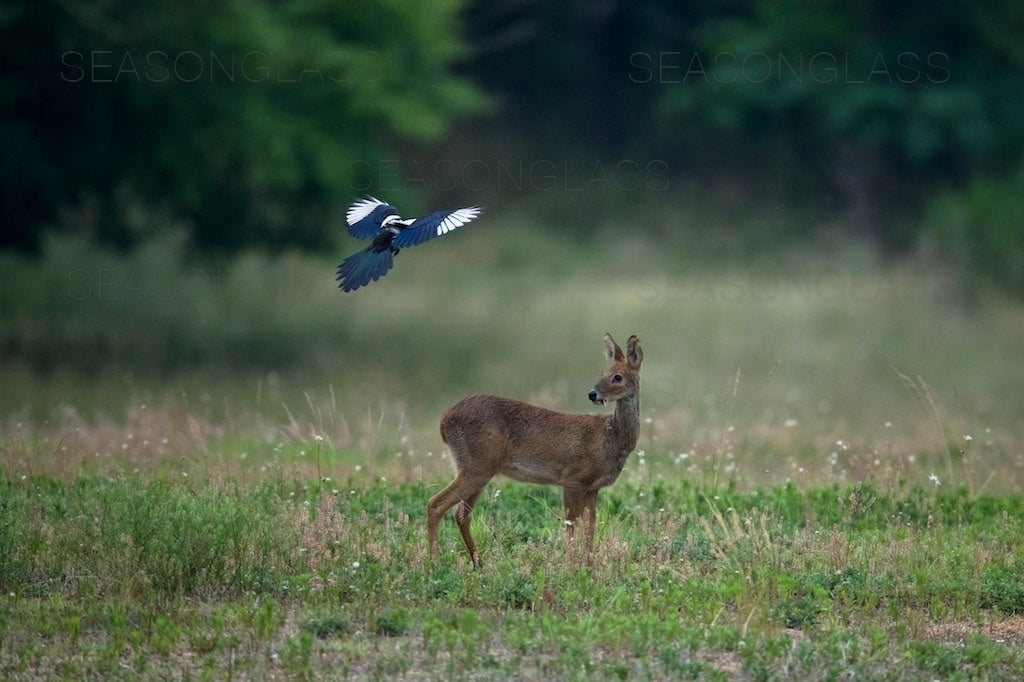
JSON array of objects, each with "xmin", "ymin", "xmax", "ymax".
[{"xmin": 441, "ymin": 394, "xmax": 605, "ymax": 449}]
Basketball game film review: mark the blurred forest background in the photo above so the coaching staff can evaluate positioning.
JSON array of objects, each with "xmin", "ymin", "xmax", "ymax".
[
  {"xmin": 2, "ymin": 0, "xmax": 1024, "ymax": 487},
  {"xmin": 5, "ymin": 1, "xmax": 1024, "ymax": 268}
]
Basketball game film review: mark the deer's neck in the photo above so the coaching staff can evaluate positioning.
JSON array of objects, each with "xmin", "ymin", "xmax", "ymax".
[{"xmin": 608, "ymin": 392, "xmax": 641, "ymax": 458}]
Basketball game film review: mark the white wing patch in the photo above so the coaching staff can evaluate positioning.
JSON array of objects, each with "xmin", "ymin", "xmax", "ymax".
[
  {"xmin": 346, "ymin": 197, "xmax": 387, "ymax": 226},
  {"xmin": 436, "ymin": 207, "xmax": 481, "ymax": 236}
]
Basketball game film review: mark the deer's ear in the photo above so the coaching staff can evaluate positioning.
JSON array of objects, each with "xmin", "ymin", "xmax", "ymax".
[
  {"xmin": 603, "ymin": 333, "xmax": 624, "ymax": 365},
  {"xmin": 626, "ymin": 335, "xmax": 643, "ymax": 369}
]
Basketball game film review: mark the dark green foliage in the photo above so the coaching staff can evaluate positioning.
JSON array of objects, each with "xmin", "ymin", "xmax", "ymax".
[
  {"xmin": 3, "ymin": 0, "xmax": 1024, "ymax": 295},
  {"xmin": 302, "ymin": 615, "xmax": 348, "ymax": 639},
  {"xmin": 374, "ymin": 607, "xmax": 409, "ymax": 637},
  {"xmin": 1, "ymin": 0, "xmax": 484, "ymax": 252},
  {"xmin": 499, "ymin": 572, "xmax": 536, "ymax": 610},
  {"xmin": 927, "ymin": 160, "xmax": 1024, "ymax": 295},
  {"xmin": 907, "ymin": 639, "xmax": 970, "ymax": 677},
  {"xmin": 981, "ymin": 564, "xmax": 1024, "ymax": 614},
  {"xmin": 777, "ymin": 593, "xmax": 824, "ymax": 629},
  {"xmin": 464, "ymin": 1, "xmax": 1024, "ymax": 251},
  {"xmin": 812, "ymin": 567, "xmax": 867, "ymax": 600}
]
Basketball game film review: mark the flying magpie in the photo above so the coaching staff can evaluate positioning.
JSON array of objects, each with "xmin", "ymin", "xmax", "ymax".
[{"xmin": 336, "ymin": 197, "xmax": 482, "ymax": 292}]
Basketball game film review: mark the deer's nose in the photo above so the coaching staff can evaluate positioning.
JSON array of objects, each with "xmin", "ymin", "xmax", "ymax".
[{"xmin": 588, "ymin": 389, "xmax": 598, "ymax": 401}]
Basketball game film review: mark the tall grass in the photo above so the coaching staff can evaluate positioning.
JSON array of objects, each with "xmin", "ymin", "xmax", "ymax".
[
  {"xmin": 1, "ymin": 476, "xmax": 305, "ymax": 599},
  {"xmin": 2, "ymin": 214, "xmax": 1023, "ymax": 491}
]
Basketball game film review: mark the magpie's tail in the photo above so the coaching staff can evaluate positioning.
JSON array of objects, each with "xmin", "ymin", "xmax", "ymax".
[{"xmin": 336, "ymin": 247, "xmax": 395, "ymax": 292}]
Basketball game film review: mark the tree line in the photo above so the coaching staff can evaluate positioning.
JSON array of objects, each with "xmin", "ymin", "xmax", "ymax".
[{"xmin": 3, "ymin": 1, "xmax": 1022, "ymax": 288}]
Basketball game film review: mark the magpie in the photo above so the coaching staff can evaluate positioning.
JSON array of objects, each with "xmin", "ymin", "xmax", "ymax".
[{"xmin": 336, "ymin": 197, "xmax": 482, "ymax": 292}]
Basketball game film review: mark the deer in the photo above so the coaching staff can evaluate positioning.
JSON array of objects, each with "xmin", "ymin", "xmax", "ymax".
[{"xmin": 427, "ymin": 333, "xmax": 643, "ymax": 566}]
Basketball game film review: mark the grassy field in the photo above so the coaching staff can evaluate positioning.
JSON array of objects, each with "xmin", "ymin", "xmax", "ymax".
[
  {"xmin": 3, "ymin": 212, "xmax": 1024, "ymax": 678},
  {"xmin": 3, "ymin": 477, "xmax": 1024, "ymax": 679}
]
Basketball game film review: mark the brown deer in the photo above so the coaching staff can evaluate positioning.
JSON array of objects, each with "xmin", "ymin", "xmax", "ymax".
[{"xmin": 427, "ymin": 333, "xmax": 643, "ymax": 565}]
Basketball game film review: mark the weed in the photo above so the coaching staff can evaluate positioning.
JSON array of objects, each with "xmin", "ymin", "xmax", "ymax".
[
  {"xmin": 981, "ymin": 565, "xmax": 1024, "ymax": 614},
  {"xmin": 499, "ymin": 572, "xmax": 536, "ymax": 610},
  {"xmin": 374, "ymin": 607, "xmax": 410, "ymax": 637},
  {"xmin": 302, "ymin": 615, "xmax": 349, "ymax": 639}
]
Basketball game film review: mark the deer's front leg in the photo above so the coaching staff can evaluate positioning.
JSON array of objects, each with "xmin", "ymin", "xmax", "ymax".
[{"xmin": 563, "ymin": 488, "xmax": 598, "ymax": 563}]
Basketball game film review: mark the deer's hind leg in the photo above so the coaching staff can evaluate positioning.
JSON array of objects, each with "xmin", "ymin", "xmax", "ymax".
[
  {"xmin": 455, "ymin": 488, "xmax": 485, "ymax": 566},
  {"xmin": 427, "ymin": 474, "xmax": 488, "ymax": 565}
]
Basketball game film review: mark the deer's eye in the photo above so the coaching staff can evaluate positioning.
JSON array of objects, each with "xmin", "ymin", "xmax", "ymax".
[{"xmin": 613, "ymin": 374, "xmax": 623, "ymax": 382}]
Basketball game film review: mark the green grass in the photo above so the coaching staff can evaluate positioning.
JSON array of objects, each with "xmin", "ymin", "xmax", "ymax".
[
  {"xmin": 2, "ymin": 476, "xmax": 1024, "ymax": 679},
  {"xmin": 2, "ymin": 213, "xmax": 1024, "ymax": 676}
]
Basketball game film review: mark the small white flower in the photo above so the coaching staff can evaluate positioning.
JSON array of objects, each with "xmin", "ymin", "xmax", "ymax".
[
  {"xmin": 352, "ymin": 561, "xmax": 360, "ymax": 569},
  {"xmin": 929, "ymin": 473, "xmax": 941, "ymax": 487},
  {"xmin": 964, "ymin": 435, "xmax": 973, "ymax": 442},
  {"xmin": 315, "ymin": 434, "xmax": 324, "ymax": 443},
  {"xmin": 784, "ymin": 418, "xmax": 799, "ymax": 428}
]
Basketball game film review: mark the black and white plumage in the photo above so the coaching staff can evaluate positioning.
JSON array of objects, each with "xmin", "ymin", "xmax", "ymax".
[{"xmin": 336, "ymin": 197, "xmax": 482, "ymax": 292}]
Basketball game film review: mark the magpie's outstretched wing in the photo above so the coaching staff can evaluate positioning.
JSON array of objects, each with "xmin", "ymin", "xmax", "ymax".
[
  {"xmin": 345, "ymin": 197, "xmax": 398, "ymax": 240},
  {"xmin": 392, "ymin": 207, "xmax": 481, "ymax": 248},
  {"xmin": 336, "ymin": 246, "xmax": 395, "ymax": 292}
]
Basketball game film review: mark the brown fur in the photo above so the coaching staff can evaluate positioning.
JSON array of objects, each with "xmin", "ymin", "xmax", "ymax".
[{"xmin": 427, "ymin": 333, "xmax": 643, "ymax": 565}]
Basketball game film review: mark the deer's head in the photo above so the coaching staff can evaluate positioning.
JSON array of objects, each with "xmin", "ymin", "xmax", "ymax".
[{"xmin": 588, "ymin": 333, "xmax": 642, "ymax": 405}]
